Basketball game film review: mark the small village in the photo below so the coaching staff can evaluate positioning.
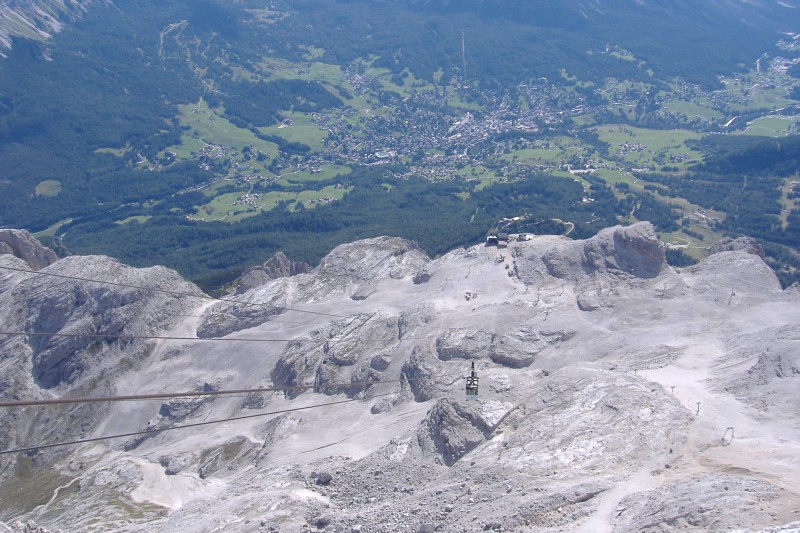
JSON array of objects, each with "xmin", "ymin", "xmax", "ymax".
[{"xmin": 170, "ymin": 48, "xmax": 800, "ymax": 226}]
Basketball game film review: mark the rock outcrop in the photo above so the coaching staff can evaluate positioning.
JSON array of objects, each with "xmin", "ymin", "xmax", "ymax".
[
  {"xmin": 304, "ymin": 236, "xmax": 430, "ymax": 300},
  {"xmin": 435, "ymin": 327, "xmax": 574, "ymax": 368},
  {"xmin": 709, "ymin": 236, "xmax": 765, "ymax": 258},
  {"xmin": 0, "ymin": 0, "xmax": 94, "ymax": 55},
  {"xmin": 1, "ymin": 256, "xmax": 204, "ymax": 388},
  {"xmin": 0, "ymin": 229, "xmax": 58, "ymax": 270},
  {"xmin": 418, "ymin": 398, "xmax": 494, "ymax": 465},
  {"xmin": 541, "ymin": 222, "xmax": 665, "ymax": 281},
  {"xmin": 235, "ymin": 252, "xmax": 311, "ymax": 295}
]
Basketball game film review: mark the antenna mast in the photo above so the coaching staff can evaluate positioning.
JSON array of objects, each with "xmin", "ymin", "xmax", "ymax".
[{"xmin": 461, "ymin": 30, "xmax": 467, "ymax": 87}]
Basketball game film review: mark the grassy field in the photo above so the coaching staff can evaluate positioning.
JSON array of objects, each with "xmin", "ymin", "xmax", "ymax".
[
  {"xmin": 595, "ymin": 168, "xmax": 640, "ymax": 187},
  {"xmin": 664, "ymin": 99, "xmax": 725, "ymax": 121},
  {"xmin": 94, "ymin": 143, "xmax": 132, "ymax": 157},
  {"xmin": 659, "ymin": 222, "xmax": 728, "ymax": 261},
  {"xmin": 33, "ymin": 218, "xmax": 73, "ymax": 238},
  {"xmin": 35, "ymin": 180, "xmax": 62, "ymax": 197},
  {"xmin": 594, "ymin": 125, "xmax": 702, "ymax": 169},
  {"xmin": 258, "ymin": 57, "xmax": 346, "ymax": 85},
  {"xmin": 659, "ymin": 230, "xmax": 709, "ymax": 257},
  {"xmin": 501, "ymin": 147, "xmax": 562, "ymax": 162},
  {"xmin": 718, "ymin": 71, "xmax": 798, "ymax": 113},
  {"xmin": 258, "ymin": 111, "xmax": 329, "ymax": 152},
  {"xmin": 742, "ymin": 116, "xmax": 798, "ymax": 137},
  {"xmin": 296, "ymin": 185, "xmax": 352, "ymax": 208},
  {"xmin": 115, "ymin": 215, "xmax": 152, "ymax": 225},
  {"xmin": 193, "ymin": 185, "xmax": 352, "ymax": 221},
  {"xmin": 275, "ymin": 165, "xmax": 350, "ymax": 186},
  {"xmin": 500, "ymin": 137, "xmax": 592, "ymax": 166},
  {"xmin": 169, "ymin": 99, "xmax": 281, "ymax": 163},
  {"xmin": 452, "ymin": 165, "xmax": 506, "ymax": 191}
]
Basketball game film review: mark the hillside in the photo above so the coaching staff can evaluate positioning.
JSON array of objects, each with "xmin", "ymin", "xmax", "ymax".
[
  {"xmin": 0, "ymin": 0, "xmax": 93, "ymax": 55},
  {"xmin": 0, "ymin": 224, "xmax": 798, "ymax": 531},
  {"xmin": 1, "ymin": 0, "xmax": 799, "ymax": 290}
]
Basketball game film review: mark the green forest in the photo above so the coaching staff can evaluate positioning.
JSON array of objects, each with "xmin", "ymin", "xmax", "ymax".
[
  {"xmin": 62, "ymin": 167, "xmax": 620, "ymax": 291},
  {"xmin": 641, "ymin": 136, "xmax": 800, "ymax": 287},
  {"xmin": 0, "ymin": 0, "xmax": 798, "ymax": 290}
]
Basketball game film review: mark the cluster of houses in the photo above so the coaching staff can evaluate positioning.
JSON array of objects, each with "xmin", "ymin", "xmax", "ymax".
[{"xmin": 233, "ymin": 193, "xmax": 263, "ymax": 209}]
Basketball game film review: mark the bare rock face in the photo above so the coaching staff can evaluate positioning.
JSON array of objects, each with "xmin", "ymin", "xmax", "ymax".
[
  {"xmin": 490, "ymin": 328, "xmax": 574, "ymax": 368},
  {"xmin": 418, "ymin": 398, "xmax": 494, "ymax": 466},
  {"xmin": 271, "ymin": 338, "xmax": 323, "ymax": 399},
  {"xmin": 497, "ymin": 367, "xmax": 691, "ymax": 481},
  {"xmin": 271, "ymin": 311, "xmax": 423, "ymax": 400},
  {"xmin": 401, "ymin": 346, "xmax": 444, "ymax": 401},
  {"xmin": 612, "ymin": 475, "xmax": 785, "ymax": 532},
  {"xmin": 0, "ymin": 229, "xmax": 58, "ymax": 270},
  {"xmin": 542, "ymin": 222, "xmax": 665, "ymax": 281},
  {"xmin": 717, "ymin": 324, "xmax": 800, "ymax": 417},
  {"xmin": 709, "ymin": 236, "xmax": 765, "ymax": 258},
  {"xmin": 435, "ymin": 327, "xmax": 574, "ymax": 368},
  {"xmin": 435, "ymin": 328, "xmax": 493, "ymax": 361},
  {"xmin": 196, "ymin": 302, "xmax": 285, "ymax": 339},
  {"xmin": 0, "ymin": 0, "xmax": 95, "ymax": 55},
  {"xmin": 159, "ymin": 452, "xmax": 195, "ymax": 476},
  {"xmin": 159, "ymin": 381, "xmax": 220, "ymax": 419},
  {"xmin": 304, "ymin": 236, "xmax": 430, "ymax": 300},
  {"xmin": 235, "ymin": 252, "xmax": 311, "ymax": 295},
  {"xmin": 0, "ymin": 520, "xmax": 56, "ymax": 533},
  {"xmin": 0, "ymin": 255, "xmax": 203, "ymax": 389},
  {"xmin": 686, "ymin": 245, "xmax": 782, "ymax": 293}
]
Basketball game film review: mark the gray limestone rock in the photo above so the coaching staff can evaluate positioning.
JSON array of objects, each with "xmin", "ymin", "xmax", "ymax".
[
  {"xmin": 435, "ymin": 327, "xmax": 573, "ymax": 368},
  {"xmin": 2, "ymin": 256, "xmax": 203, "ymax": 389},
  {"xmin": 536, "ymin": 222, "xmax": 665, "ymax": 282},
  {"xmin": 0, "ymin": 0, "xmax": 94, "ymax": 56},
  {"xmin": 413, "ymin": 270, "xmax": 433, "ymax": 284},
  {"xmin": 0, "ymin": 229, "xmax": 58, "ymax": 270},
  {"xmin": 401, "ymin": 346, "xmax": 443, "ymax": 401},
  {"xmin": 314, "ymin": 471, "xmax": 333, "ymax": 485},
  {"xmin": 418, "ymin": 398, "xmax": 494, "ymax": 466},
  {"xmin": 717, "ymin": 326, "xmax": 800, "ymax": 417},
  {"xmin": 370, "ymin": 394, "xmax": 404, "ymax": 414},
  {"xmin": 709, "ymin": 236, "xmax": 765, "ymax": 258},
  {"xmin": 612, "ymin": 475, "xmax": 785, "ymax": 532},
  {"xmin": 435, "ymin": 329, "xmax": 492, "ymax": 361},
  {"xmin": 302, "ymin": 236, "xmax": 430, "ymax": 300},
  {"xmin": 235, "ymin": 252, "xmax": 311, "ymax": 295},
  {"xmin": 490, "ymin": 328, "xmax": 574, "ymax": 368},
  {"xmin": 271, "ymin": 339, "xmax": 323, "ymax": 399},
  {"xmin": 196, "ymin": 299, "xmax": 286, "ymax": 339},
  {"xmin": 159, "ymin": 453, "xmax": 194, "ymax": 475}
]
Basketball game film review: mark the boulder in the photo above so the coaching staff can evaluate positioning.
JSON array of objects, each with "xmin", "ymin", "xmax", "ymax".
[{"xmin": 418, "ymin": 398, "xmax": 494, "ymax": 466}]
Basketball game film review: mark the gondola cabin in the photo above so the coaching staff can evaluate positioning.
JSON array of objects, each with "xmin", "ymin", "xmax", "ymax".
[{"xmin": 466, "ymin": 361, "xmax": 479, "ymax": 401}]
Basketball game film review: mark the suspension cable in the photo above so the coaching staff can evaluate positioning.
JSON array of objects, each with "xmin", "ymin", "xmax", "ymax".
[
  {"xmin": 0, "ymin": 376, "xmax": 402, "ymax": 408},
  {"xmin": 0, "ymin": 391, "xmax": 405, "ymax": 456}
]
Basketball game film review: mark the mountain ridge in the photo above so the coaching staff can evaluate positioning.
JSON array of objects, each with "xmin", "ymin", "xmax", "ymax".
[{"xmin": 0, "ymin": 223, "xmax": 798, "ymax": 531}]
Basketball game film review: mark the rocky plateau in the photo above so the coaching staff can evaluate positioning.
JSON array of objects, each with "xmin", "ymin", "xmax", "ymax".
[{"xmin": 0, "ymin": 223, "xmax": 798, "ymax": 532}]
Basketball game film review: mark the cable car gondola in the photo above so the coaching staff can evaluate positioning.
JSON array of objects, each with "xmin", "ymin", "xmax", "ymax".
[{"xmin": 466, "ymin": 361, "xmax": 479, "ymax": 401}]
